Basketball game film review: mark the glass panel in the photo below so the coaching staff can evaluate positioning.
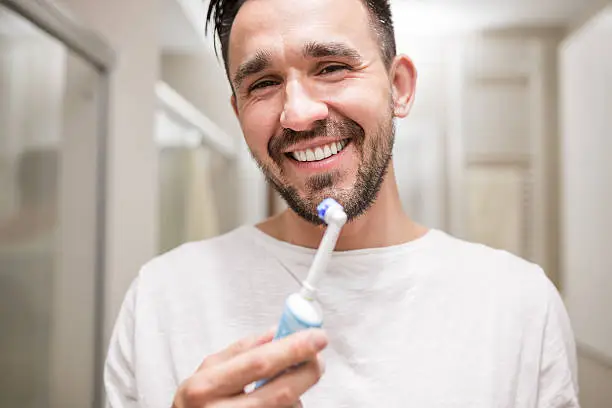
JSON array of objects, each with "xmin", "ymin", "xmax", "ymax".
[
  {"xmin": 156, "ymin": 111, "xmax": 228, "ymax": 254},
  {"xmin": 0, "ymin": 5, "xmax": 102, "ymax": 407}
]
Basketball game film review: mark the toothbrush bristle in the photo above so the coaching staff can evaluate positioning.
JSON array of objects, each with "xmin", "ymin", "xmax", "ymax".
[{"xmin": 317, "ymin": 198, "xmax": 343, "ymax": 222}]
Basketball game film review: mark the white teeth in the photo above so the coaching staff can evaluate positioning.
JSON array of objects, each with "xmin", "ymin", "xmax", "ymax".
[{"xmin": 290, "ymin": 140, "xmax": 349, "ymax": 162}]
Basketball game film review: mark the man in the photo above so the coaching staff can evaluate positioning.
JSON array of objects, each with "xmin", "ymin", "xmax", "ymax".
[{"xmin": 105, "ymin": 0, "xmax": 579, "ymax": 406}]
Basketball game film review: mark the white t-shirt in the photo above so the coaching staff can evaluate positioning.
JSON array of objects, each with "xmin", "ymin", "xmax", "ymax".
[{"xmin": 105, "ymin": 226, "xmax": 579, "ymax": 408}]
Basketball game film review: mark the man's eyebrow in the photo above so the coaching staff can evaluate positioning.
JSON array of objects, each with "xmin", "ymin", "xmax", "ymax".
[
  {"xmin": 302, "ymin": 41, "xmax": 363, "ymax": 62},
  {"xmin": 232, "ymin": 42, "xmax": 362, "ymax": 90},
  {"xmin": 233, "ymin": 50, "xmax": 272, "ymax": 89}
]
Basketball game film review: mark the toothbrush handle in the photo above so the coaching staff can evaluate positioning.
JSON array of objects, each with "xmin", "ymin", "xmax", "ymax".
[{"xmin": 253, "ymin": 299, "xmax": 322, "ymax": 389}]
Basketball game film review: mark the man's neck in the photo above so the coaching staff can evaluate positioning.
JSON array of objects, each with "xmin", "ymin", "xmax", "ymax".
[{"xmin": 257, "ymin": 168, "xmax": 429, "ymax": 251}]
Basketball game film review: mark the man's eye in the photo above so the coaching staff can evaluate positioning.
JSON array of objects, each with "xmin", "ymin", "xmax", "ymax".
[
  {"xmin": 319, "ymin": 64, "xmax": 350, "ymax": 75},
  {"xmin": 249, "ymin": 80, "xmax": 278, "ymax": 92}
]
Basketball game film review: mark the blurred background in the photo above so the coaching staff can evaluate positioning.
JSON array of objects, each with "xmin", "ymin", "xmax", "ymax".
[{"xmin": 0, "ymin": 0, "xmax": 610, "ymax": 406}]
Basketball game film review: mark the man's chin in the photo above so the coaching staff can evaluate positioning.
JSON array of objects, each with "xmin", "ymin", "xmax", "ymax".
[
  {"xmin": 274, "ymin": 186, "xmax": 338, "ymax": 225},
  {"xmin": 294, "ymin": 184, "xmax": 343, "ymax": 204}
]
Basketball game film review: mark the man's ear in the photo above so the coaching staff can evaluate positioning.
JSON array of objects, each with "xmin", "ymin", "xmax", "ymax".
[
  {"xmin": 231, "ymin": 94, "xmax": 239, "ymax": 118},
  {"xmin": 389, "ymin": 54, "xmax": 417, "ymax": 118}
]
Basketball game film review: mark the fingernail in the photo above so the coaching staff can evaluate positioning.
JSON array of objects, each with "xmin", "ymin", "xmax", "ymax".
[
  {"xmin": 310, "ymin": 330, "xmax": 328, "ymax": 349},
  {"xmin": 317, "ymin": 354, "xmax": 326, "ymax": 375}
]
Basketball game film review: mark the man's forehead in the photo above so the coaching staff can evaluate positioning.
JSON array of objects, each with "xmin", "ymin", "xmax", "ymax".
[{"xmin": 227, "ymin": 0, "xmax": 372, "ymax": 68}]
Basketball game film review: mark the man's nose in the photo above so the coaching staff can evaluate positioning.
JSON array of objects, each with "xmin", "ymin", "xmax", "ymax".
[{"xmin": 280, "ymin": 79, "xmax": 328, "ymax": 131}]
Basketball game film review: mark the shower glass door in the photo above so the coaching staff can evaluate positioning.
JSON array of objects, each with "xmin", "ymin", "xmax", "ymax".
[{"xmin": 0, "ymin": 1, "xmax": 111, "ymax": 407}]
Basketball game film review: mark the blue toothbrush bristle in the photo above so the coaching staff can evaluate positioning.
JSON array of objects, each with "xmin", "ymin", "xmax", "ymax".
[{"xmin": 317, "ymin": 198, "xmax": 341, "ymax": 221}]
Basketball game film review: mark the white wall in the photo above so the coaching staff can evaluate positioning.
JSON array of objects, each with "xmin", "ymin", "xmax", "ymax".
[
  {"xmin": 393, "ymin": 35, "xmax": 452, "ymax": 230},
  {"xmin": 560, "ymin": 8, "xmax": 612, "ymax": 407},
  {"xmin": 160, "ymin": 52, "xmax": 237, "ymax": 132},
  {"xmin": 57, "ymin": 0, "xmax": 160, "ymax": 347},
  {"xmin": 560, "ymin": 5, "xmax": 612, "ymax": 359}
]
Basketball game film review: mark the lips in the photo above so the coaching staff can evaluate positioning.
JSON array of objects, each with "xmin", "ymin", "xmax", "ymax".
[
  {"xmin": 287, "ymin": 139, "xmax": 350, "ymax": 162},
  {"xmin": 268, "ymin": 119, "xmax": 365, "ymax": 167}
]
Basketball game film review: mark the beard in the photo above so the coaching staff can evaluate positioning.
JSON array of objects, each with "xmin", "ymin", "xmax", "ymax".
[{"xmin": 250, "ymin": 113, "xmax": 395, "ymax": 225}]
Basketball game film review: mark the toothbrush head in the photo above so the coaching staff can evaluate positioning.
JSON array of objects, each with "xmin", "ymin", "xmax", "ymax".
[{"xmin": 317, "ymin": 198, "xmax": 348, "ymax": 226}]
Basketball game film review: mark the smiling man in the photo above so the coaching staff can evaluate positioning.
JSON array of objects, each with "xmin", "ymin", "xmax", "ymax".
[{"xmin": 104, "ymin": 0, "xmax": 579, "ymax": 407}]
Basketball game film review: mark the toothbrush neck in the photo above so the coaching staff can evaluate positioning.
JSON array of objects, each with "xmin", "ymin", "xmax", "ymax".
[{"xmin": 299, "ymin": 284, "xmax": 316, "ymax": 300}]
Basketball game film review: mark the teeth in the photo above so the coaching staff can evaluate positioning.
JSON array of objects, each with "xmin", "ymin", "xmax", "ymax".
[{"xmin": 290, "ymin": 140, "xmax": 348, "ymax": 162}]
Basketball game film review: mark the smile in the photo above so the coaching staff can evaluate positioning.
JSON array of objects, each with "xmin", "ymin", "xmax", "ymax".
[{"xmin": 287, "ymin": 139, "xmax": 350, "ymax": 162}]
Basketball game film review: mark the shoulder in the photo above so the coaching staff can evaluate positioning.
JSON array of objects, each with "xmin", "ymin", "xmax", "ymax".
[
  {"xmin": 135, "ymin": 226, "xmax": 260, "ymax": 292},
  {"xmin": 433, "ymin": 229, "xmax": 546, "ymax": 276},
  {"xmin": 429, "ymin": 229, "xmax": 555, "ymax": 304}
]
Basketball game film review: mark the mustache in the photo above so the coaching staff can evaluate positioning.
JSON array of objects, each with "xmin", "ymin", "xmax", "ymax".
[{"xmin": 268, "ymin": 119, "xmax": 365, "ymax": 163}]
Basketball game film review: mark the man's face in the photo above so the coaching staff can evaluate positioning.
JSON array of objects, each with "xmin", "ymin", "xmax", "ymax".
[{"xmin": 229, "ymin": 0, "xmax": 397, "ymax": 224}]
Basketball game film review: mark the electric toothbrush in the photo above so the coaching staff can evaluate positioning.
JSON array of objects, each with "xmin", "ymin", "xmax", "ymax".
[{"xmin": 253, "ymin": 198, "xmax": 347, "ymax": 389}]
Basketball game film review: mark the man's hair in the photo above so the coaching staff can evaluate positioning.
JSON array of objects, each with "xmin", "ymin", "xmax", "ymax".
[{"xmin": 205, "ymin": 0, "xmax": 397, "ymax": 77}]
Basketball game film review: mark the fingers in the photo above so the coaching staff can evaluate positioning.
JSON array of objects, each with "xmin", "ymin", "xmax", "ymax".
[
  {"xmin": 175, "ymin": 329, "xmax": 328, "ymax": 408},
  {"xmin": 198, "ymin": 329, "xmax": 328, "ymax": 398},
  {"xmin": 177, "ymin": 328, "xmax": 277, "ymax": 408},
  {"xmin": 212, "ymin": 357, "xmax": 324, "ymax": 408},
  {"xmin": 199, "ymin": 328, "xmax": 276, "ymax": 370}
]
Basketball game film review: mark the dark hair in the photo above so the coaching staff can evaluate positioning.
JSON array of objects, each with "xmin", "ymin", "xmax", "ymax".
[{"xmin": 205, "ymin": 0, "xmax": 397, "ymax": 76}]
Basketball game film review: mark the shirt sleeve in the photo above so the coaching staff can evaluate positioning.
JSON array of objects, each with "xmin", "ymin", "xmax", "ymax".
[
  {"xmin": 104, "ymin": 278, "xmax": 140, "ymax": 408},
  {"xmin": 537, "ymin": 277, "xmax": 580, "ymax": 408}
]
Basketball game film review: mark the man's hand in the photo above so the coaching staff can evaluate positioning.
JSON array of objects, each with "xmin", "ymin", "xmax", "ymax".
[{"xmin": 172, "ymin": 328, "xmax": 328, "ymax": 408}]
